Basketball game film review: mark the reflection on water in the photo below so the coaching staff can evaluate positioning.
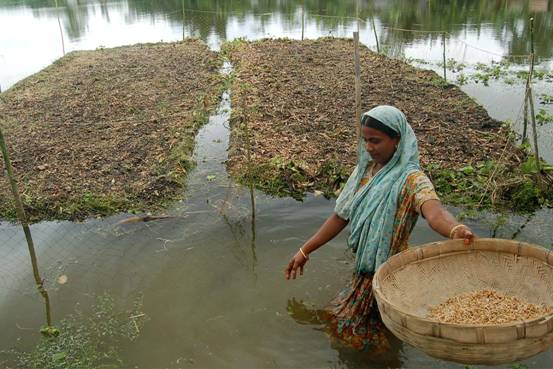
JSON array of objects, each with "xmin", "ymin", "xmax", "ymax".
[
  {"xmin": 2, "ymin": 0, "xmax": 552, "ymax": 59},
  {"xmin": 1, "ymin": 0, "xmax": 552, "ymax": 88}
]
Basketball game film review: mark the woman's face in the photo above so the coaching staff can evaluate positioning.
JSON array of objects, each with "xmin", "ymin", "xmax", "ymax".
[{"xmin": 361, "ymin": 126, "xmax": 400, "ymax": 165}]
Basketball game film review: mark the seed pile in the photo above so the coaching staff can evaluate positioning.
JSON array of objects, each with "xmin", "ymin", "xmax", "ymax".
[{"xmin": 428, "ymin": 289, "xmax": 553, "ymax": 325}]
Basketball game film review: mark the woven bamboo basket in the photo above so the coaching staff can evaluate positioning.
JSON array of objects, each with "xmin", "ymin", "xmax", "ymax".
[{"xmin": 372, "ymin": 238, "xmax": 553, "ymax": 365}]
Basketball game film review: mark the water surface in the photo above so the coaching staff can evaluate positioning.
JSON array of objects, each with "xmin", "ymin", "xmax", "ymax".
[{"xmin": 1, "ymin": 1, "xmax": 553, "ymax": 368}]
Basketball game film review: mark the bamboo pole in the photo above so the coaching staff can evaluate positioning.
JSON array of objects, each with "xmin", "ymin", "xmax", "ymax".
[
  {"xmin": 527, "ymin": 82, "xmax": 541, "ymax": 175},
  {"xmin": 182, "ymin": 0, "xmax": 185, "ymax": 41},
  {"xmin": 241, "ymin": 87, "xmax": 256, "ymax": 223},
  {"xmin": 250, "ymin": 184, "xmax": 257, "ymax": 272},
  {"xmin": 527, "ymin": 17, "xmax": 542, "ymax": 181},
  {"xmin": 442, "ymin": 32, "xmax": 447, "ymax": 81},
  {"xmin": 353, "ymin": 32, "xmax": 361, "ymax": 149},
  {"xmin": 301, "ymin": 2, "xmax": 305, "ymax": 40},
  {"xmin": 356, "ymin": 0, "xmax": 360, "ymax": 34},
  {"xmin": 0, "ymin": 129, "xmax": 52, "ymax": 327},
  {"xmin": 522, "ymin": 56, "xmax": 531, "ymax": 142},
  {"xmin": 55, "ymin": 0, "xmax": 65, "ymax": 56},
  {"xmin": 371, "ymin": 15, "xmax": 380, "ymax": 53}
]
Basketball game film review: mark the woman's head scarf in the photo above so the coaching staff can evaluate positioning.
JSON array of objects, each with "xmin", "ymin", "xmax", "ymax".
[{"xmin": 334, "ymin": 105, "xmax": 420, "ymax": 274}]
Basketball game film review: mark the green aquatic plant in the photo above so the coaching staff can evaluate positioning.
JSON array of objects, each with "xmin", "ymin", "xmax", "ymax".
[
  {"xmin": 456, "ymin": 73, "xmax": 468, "ymax": 85},
  {"xmin": 444, "ymin": 58, "xmax": 466, "ymax": 73},
  {"xmin": 426, "ymin": 154, "xmax": 553, "ymax": 213},
  {"xmin": 3, "ymin": 294, "xmax": 147, "ymax": 369},
  {"xmin": 539, "ymin": 94, "xmax": 553, "ymax": 104},
  {"xmin": 536, "ymin": 108, "xmax": 553, "ymax": 126}
]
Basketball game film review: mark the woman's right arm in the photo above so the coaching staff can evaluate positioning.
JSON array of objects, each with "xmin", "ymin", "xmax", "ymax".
[{"xmin": 284, "ymin": 213, "xmax": 349, "ymax": 280}]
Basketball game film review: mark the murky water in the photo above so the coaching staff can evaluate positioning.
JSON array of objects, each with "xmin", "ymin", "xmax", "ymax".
[{"xmin": 1, "ymin": 1, "xmax": 553, "ymax": 368}]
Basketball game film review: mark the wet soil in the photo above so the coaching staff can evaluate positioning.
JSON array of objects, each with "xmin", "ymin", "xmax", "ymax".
[{"xmin": 0, "ymin": 40, "xmax": 223, "ymax": 221}]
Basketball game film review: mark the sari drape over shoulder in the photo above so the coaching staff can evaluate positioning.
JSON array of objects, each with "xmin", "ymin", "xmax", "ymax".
[{"xmin": 334, "ymin": 105, "xmax": 422, "ymax": 274}]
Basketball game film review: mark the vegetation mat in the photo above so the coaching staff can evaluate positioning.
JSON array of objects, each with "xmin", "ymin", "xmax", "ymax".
[
  {"xmin": 223, "ymin": 38, "xmax": 553, "ymax": 212},
  {"xmin": 0, "ymin": 40, "xmax": 222, "ymax": 221}
]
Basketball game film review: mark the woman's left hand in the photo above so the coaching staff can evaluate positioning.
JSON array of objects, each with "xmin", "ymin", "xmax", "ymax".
[{"xmin": 451, "ymin": 225, "xmax": 476, "ymax": 245}]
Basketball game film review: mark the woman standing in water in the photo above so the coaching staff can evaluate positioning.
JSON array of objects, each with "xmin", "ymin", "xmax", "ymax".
[{"xmin": 284, "ymin": 105, "xmax": 475, "ymax": 351}]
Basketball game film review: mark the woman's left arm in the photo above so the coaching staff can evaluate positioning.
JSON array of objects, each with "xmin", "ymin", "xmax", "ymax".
[{"xmin": 420, "ymin": 199, "xmax": 476, "ymax": 245}]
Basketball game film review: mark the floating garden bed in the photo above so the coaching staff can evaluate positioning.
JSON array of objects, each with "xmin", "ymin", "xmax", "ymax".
[
  {"xmin": 0, "ymin": 40, "xmax": 223, "ymax": 221},
  {"xmin": 223, "ymin": 38, "xmax": 553, "ymax": 212}
]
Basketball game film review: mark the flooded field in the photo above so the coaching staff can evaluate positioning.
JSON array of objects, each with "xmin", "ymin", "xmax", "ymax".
[{"xmin": 1, "ymin": 1, "xmax": 553, "ymax": 368}]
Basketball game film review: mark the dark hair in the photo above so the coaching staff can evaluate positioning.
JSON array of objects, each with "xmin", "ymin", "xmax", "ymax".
[{"xmin": 361, "ymin": 115, "xmax": 399, "ymax": 138}]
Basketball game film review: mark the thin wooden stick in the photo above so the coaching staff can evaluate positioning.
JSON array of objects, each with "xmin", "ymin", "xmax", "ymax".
[
  {"xmin": 55, "ymin": 0, "xmax": 65, "ymax": 56},
  {"xmin": 301, "ymin": 2, "xmax": 305, "ymax": 40},
  {"xmin": 528, "ymin": 85, "xmax": 542, "ymax": 175},
  {"xmin": 442, "ymin": 32, "xmax": 447, "ymax": 81},
  {"xmin": 371, "ymin": 15, "xmax": 380, "ymax": 53},
  {"xmin": 523, "ymin": 87, "xmax": 529, "ymax": 142},
  {"xmin": 182, "ymin": 0, "xmax": 185, "ymax": 41},
  {"xmin": 353, "ymin": 31, "xmax": 361, "ymax": 153},
  {"xmin": 527, "ymin": 17, "xmax": 542, "ymax": 183},
  {"xmin": 241, "ymin": 87, "xmax": 256, "ymax": 223},
  {"xmin": 356, "ymin": 0, "xmax": 360, "ymax": 34},
  {"xmin": 0, "ymin": 128, "xmax": 52, "ymax": 327}
]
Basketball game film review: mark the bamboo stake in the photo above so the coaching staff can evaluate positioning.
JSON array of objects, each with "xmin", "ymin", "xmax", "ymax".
[
  {"xmin": 442, "ymin": 32, "xmax": 447, "ymax": 81},
  {"xmin": 528, "ymin": 83, "xmax": 542, "ymax": 175},
  {"xmin": 371, "ymin": 15, "xmax": 380, "ymax": 53},
  {"xmin": 0, "ymin": 128, "xmax": 52, "ymax": 327},
  {"xmin": 55, "ymin": 0, "xmax": 65, "ymax": 56},
  {"xmin": 356, "ymin": 0, "xmax": 360, "ymax": 34},
  {"xmin": 241, "ymin": 87, "xmax": 256, "ymax": 223},
  {"xmin": 353, "ymin": 31, "xmax": 361, "ymax": 151},
  {"xmin": 250, "ymin": 184, "xmax": 257, "ymax": 272},
  {"xmin": 182, "ymin": 0, "xmax": 185, "ymax": 41},
  {"xmin": 301, "ymin": 2, "xmax": 305, "ymax": 40},
  {"xmin": 527, "ymin": 17, "xmax": 542, "ymax": 182},
  {"xmin": 523, "ymin": 76, "xmax": 529, "ymax": 142}
]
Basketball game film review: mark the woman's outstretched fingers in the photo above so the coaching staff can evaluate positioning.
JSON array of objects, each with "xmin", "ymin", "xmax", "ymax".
[
  {"xmin": 285, "ymin": 258, "xmax": 295, "ymax": 279},
  {"xmin": 285, "ymin": 252, "xmax": 307, "ymax": 280}
]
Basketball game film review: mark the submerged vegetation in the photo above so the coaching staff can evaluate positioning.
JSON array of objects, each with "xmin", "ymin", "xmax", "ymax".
[
  {"xmin": 224, "ymin": 38, "xmax": 553, "ymax": 213},
  {"xmin": 0, "ymin": 40, "xmax": 223, "ymax": 222},
  {"xmin": 2, "ymin": 294, "xmax": 147, "ymax": 369}
]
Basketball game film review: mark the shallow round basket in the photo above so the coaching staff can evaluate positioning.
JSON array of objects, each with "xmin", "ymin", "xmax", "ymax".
[{"xmin": 372, "ymin": 238, "xmax": 553, "ymax": 365}]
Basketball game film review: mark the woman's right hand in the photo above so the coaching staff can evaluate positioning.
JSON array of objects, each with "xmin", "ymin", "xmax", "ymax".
[{"xmin": 284, "ymin": 250, "xmax": 308, "ymax": 280}]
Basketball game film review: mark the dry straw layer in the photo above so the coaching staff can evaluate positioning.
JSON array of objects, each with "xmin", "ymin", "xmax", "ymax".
[
  {"xmin": 373, "ymin": 238, "xmax": 553, "ymax": 365},
  {"xmin": 224, "ymin": 38, "xmax": 519, "ymax": 195},
  {"xmin": 0, "ymin": 40, "xmax": 223, "ymax": 221}
]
